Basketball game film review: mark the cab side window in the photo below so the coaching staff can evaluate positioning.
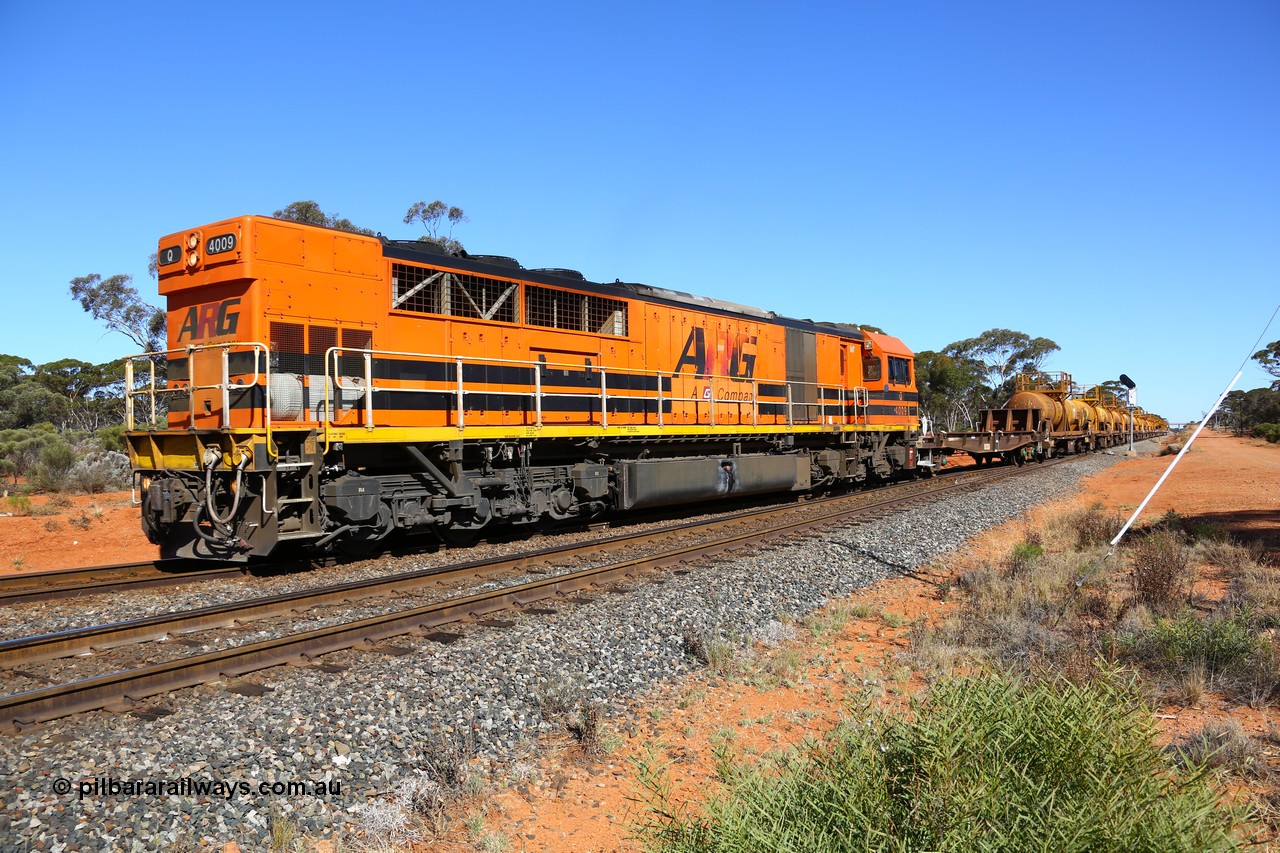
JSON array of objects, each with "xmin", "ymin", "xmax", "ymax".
[
  {"xmin": 888, "ymin": 356, "xmax": 912, "ymax": 385},
  {"xmin": 862, "ymin": 356, "xmax": 882, "ymax": 382}
]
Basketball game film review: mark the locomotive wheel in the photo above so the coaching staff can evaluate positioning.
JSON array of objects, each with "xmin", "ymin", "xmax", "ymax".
[
  {"xmin": 436, "ymin": 525, "xmax": 482, "ymax": 547},
  {"xmin": 435, "ymin": 498, "xmax": 494, "ymax": 547},
  {"xmin": 336, "ymin": 505, "xmax": 395, "ymax": 556}
]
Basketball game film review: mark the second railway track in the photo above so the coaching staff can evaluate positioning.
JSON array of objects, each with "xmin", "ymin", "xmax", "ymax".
[{"xmin": 0, "ymin": 560, "xmax": 245, "ymax": 606}]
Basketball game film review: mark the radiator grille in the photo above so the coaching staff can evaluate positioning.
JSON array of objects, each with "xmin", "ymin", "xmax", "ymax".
[
  {"xmin": 308, "ymin": 325, "xmax": 337, "ymax": 365},
  {"xmin": 341, "ymin": 328, "xmax": 373, "ymax": 375},
  {"xmin": 526, "ymin": 285, "xmax": 628, "ymax": 336},
  {"xmin": 392, "ymin": 263, "xmax": 519, "ymax": 323},
  {"xmin": 270, "ymin": 322, "xmax": 304, "ymax": 374}
]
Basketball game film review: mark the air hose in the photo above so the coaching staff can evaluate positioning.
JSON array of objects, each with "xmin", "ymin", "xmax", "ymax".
[{"xmin": 202, "ymin": 449, "xmax": 249, "ymax": 530}]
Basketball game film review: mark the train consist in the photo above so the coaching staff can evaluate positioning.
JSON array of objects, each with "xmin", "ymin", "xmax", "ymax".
[
  {"xmin": 124, "ymin": 215, "xmax": 1163, "ymax": 560},
  {"xmin": 917, "ymin": 372, "xmax": 1168, "ymax": 467}
]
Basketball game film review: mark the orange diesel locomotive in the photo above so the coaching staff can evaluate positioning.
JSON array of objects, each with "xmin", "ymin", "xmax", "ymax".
[{"xmin": 125, "ymin": 215, "xmax": 921, "ymax": 559}]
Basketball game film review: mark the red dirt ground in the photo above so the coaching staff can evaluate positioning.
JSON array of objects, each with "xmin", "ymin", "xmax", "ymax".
[
  {"xmin": 422, "ymin": 431, "xmax": 1279, "ymax": 853},
  {"xmin": 0, "ymin": 490, "xmax": 154, "ymax": 574}
]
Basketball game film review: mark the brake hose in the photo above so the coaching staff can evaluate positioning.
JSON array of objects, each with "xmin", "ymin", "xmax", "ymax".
[{"xmin": 204, "ymin": 453, "xmax": 249, "ymax": 528}]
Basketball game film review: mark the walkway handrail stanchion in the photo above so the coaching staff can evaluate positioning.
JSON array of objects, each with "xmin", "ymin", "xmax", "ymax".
[{"xmin": 364, "ymin": 351, "xmax": 374, "ymax": 430}]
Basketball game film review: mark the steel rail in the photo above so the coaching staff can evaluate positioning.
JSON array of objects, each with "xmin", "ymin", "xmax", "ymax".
[
  {"xmin": 0, "ymin": 459, "xmax": 1062, "ymax": 730},
  {"xmin": 0, "ymin": 561, "xmax": 244, "ymax": 606},
  {"xmin": 0, "ymin": 560, "xmax": 182, "ymax": 590},
  {"xmin": 0, "ymin": 461, "xmax": 1043, "ymax": 667},
  {"xmin": 0, "ymin": 460, "xmax": 980, "ymax": 607}
]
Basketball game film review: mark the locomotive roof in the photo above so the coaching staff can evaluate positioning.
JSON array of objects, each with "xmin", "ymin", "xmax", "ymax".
[{"xmin": 380, "ymin": 236, "xmax": 867, "ymax": 341}]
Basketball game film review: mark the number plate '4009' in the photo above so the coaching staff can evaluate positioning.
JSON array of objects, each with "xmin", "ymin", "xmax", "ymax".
[{"xmin": 205, "ymin": 233, "xmax": 237, "ymax": 255}]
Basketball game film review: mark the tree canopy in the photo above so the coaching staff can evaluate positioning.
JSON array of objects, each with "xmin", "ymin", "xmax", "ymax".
[
  {"xmin": 914, "ymin": 350, "xmax": 986, "ymax": 431},
  {"xmin": 1254, "ymin": 339, "xmax": 1280, "ymax": 387},
  {"xmin": 404, "ymin": 200, "xmax": 468, "ymax": 254},
  {"xmin": 1218, "ymin": 387, "xmax": 1280, "ymax": 438},
  {"xmin": 272, "ymin": 201, "xmax": 375, "ymax": 236},
  {"xmin": 942, "ymin": 328, "xmax": 1060, "ymax": 410},
  {"xmin": 68, "ymin": 273, "xmax": 166, "ymax": 353},
  {"xmin": 1222, "ymin": 339, "xmax": 1280, "ymax": 442},
  {"xmin": 910, "ymin": 328, "xmax": 1061, "ymax": 431},
  {"xmin": 0, "ymin": 356, "xmax": 125, "ymax": 432}
]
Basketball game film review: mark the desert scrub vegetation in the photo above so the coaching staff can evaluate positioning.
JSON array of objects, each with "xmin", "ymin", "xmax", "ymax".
[
  {"xmin": 682, "ymin": 625, "xmax": 740, "ymax": 676},
  {"xmin": 634, "ymin": 670, "xmax": 1247, "ymax": 852},
  {"xmin": 1172, "ymin": 719, "xmax": 1271, "ymax": 779},
  {"xmin": 896, "ymin": 502, "xmax": 1279, "ymax": 840},
  {"xmin": 915, "ymin": 505, "xmax": 1279, "ymax": 697},
  {"xmin": 637, "ymin": 502, "xmax": 1279, "ymax": 848},
  {"xmin": 1044, "ymin": 501, "xmax": 1125, "ymax": 550},
  {"xmin": 1129, "ymin": 527, "xmax": 1195, "ymax": 614},
  {"xmin": 0, "ymin": 423, "xmax": 132, "ymax": 494}
]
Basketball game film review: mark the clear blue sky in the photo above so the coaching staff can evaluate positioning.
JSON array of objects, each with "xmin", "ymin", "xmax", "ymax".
[{"xmin": 2, "ymin": 1, "xmax": 1276, "ymax": 422}]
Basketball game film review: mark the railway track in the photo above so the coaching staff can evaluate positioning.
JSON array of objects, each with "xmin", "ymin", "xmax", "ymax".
[
  {"xmin": 0, "ymin": 465, "xmax": 977, "ymax": 606},
  {"xmin": 0, "ymin": 560, "xmax": 246, "ymax": 606},
  {"xmin": 0, "ymin": 458, "xmax": 1063, "ymax": 730}
]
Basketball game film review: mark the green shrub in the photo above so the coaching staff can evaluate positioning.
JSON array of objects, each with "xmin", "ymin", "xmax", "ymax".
[
  {"xmin": 1005, "ymin": 539, "xmax": 1045, "ymax": 574},
  {"xmin": 1124, "ymin": 612, "xmax": 1264, "ymax": 678},
  {"xmin": 635, "ymin": 670, "xmax": 1243, "ymax": 852},
  {"xmin": 4, "ymin": 494, "xmax": 33, "ymax": 516},
  {"xmin": 1186, "ymin": 520, "xmax": 1228, "ymax": 543},
  {"xmin": 31, "ymin": 440, "xmax": 78, "ymax": 492},
  {"xmin": 1252, "ymin": 423, "xmax": 1280, "ymax": 443},
  {"xmin": 0, "ymin": 425, "xmax": 59, "ymax": 483},
  {"xmin": 96, "ymin": 424, "xmax": 127, "ymax": 452}
]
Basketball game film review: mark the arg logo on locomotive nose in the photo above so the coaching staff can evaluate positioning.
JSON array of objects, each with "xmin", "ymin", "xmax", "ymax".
[{"xmin": 177, "ymin": 298, "xmax": 241, "ymax": 342}]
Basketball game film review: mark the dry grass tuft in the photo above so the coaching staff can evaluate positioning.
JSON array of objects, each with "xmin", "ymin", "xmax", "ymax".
[
  {"xmin": 1129, "ymin": 529, "xmax": 1194, "ymax": 615},
  {"xmin": 1172, "ymin": 719, "xmax": 1270, "ymax": 779},
  {"xmin": 1045, "ymin": 503, "xmax": 1124, "ymax": 551}
]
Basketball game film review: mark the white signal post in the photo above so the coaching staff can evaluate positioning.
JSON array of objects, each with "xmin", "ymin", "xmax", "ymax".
[{"xmin": 1128, "ymin": 388, "xmax": 1135, "ymax": 452}]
